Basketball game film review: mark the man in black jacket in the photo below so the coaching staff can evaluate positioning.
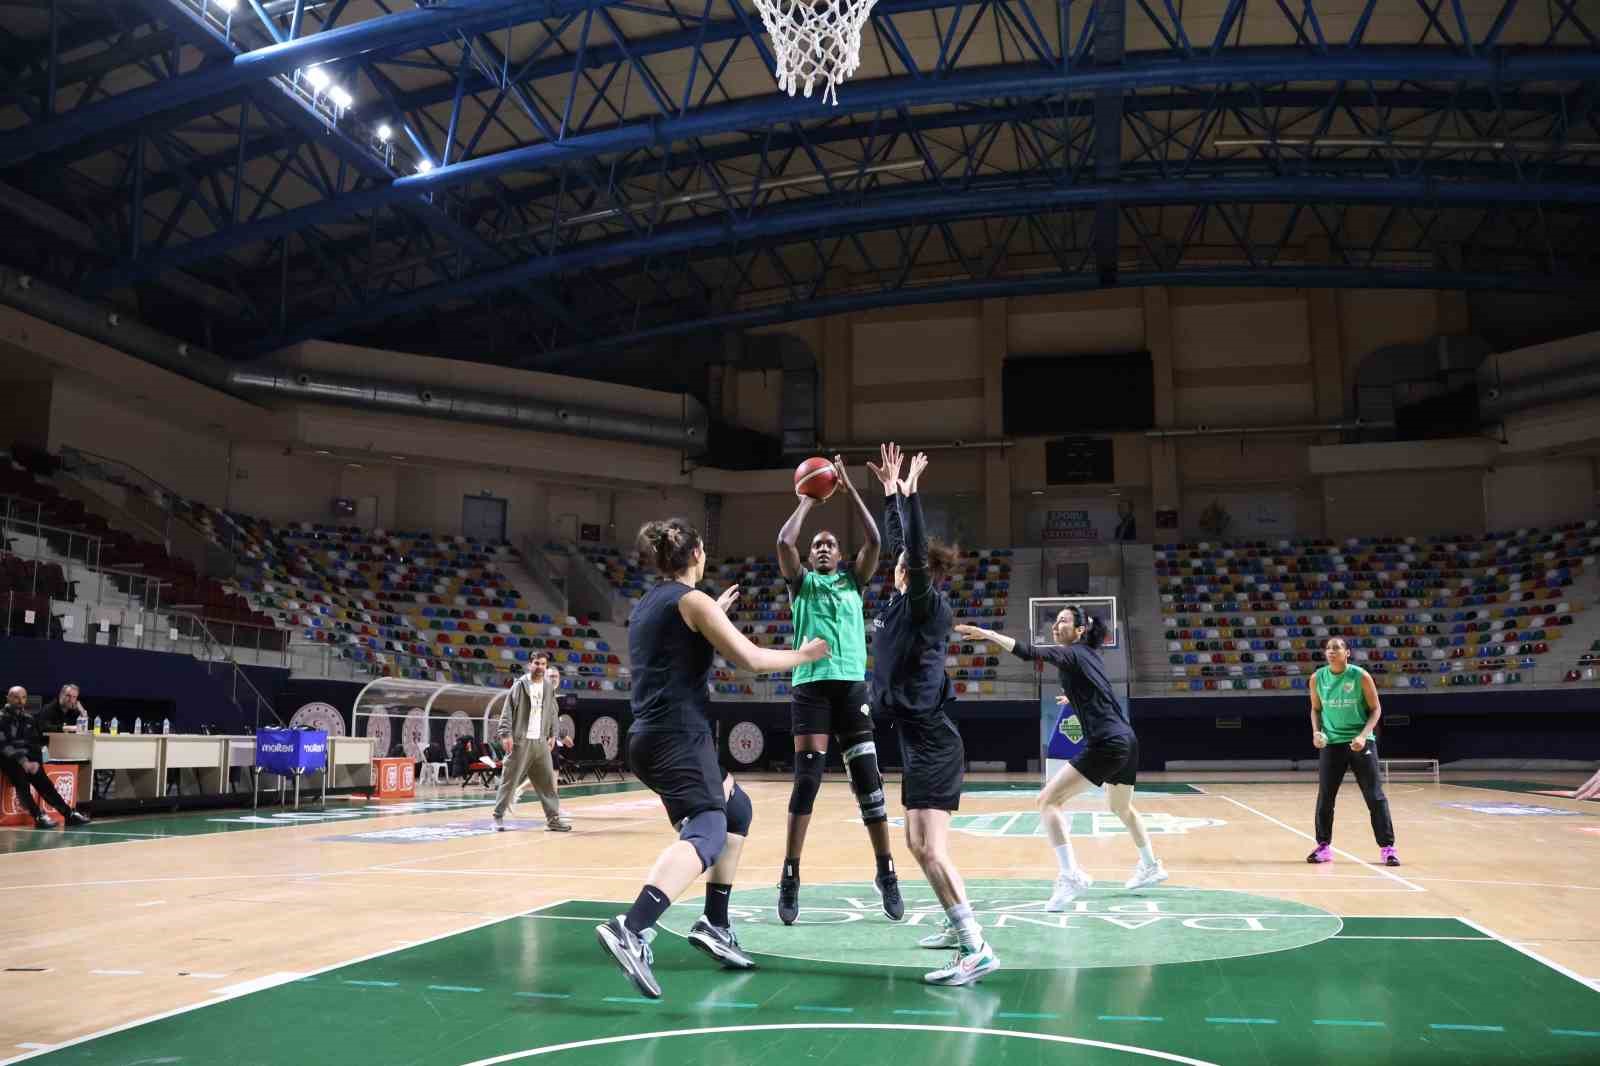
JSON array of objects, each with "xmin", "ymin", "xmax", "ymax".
[{"xmin": 1, "ymin": 687, "xmax": 89, "ymax": 829}]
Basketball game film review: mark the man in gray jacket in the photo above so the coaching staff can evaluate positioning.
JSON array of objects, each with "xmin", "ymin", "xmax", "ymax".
[{"xmin": 492, "ymin": 655, "xmax": 572, "ymax": 832}]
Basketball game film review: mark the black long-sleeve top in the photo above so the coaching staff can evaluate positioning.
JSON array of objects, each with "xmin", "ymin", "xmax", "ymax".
[
  {"xmin": 1012, "ymin": 640, "xmax": 1133, "ymax": 745},
  {"xmin": 0, "ymin": 706, "xmax": 43, "ymax": 762},
  {"xmin": 870, "ymin": 491, "xmax": 953, "ymax": 716}
]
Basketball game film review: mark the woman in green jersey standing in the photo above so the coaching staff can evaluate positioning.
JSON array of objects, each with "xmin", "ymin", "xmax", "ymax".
[{"xmin": 1308, "ymin": 637, "xmax": 1399, "ymax": 866}]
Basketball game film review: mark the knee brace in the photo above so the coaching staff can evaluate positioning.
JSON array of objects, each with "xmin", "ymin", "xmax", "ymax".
[
  {"xmin": 788, "ymin": 750, "xmax": 824, "ymax": 816},
  {"xmin": 725, "ymin": 782, "xmax": 753, "ymax": 836},
  {"xmin": 841, "ymin": 734, "xmax": 888, "ymax": 825},
  {"xmin": 678, "ymin": 809, "xmax": 728, "ymax": 871}
]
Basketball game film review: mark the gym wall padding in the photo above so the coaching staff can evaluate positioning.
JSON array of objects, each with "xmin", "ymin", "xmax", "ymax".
[{"xmin": 0, "ymin": 636, "xmax": 289, "ymax": 734}]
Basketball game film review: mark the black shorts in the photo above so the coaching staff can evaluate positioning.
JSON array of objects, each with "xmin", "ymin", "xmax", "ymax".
[
  {"xmin": 1070, "ymin": 733, "xmax": 1139, "ymax": 788},
  {"xmin": 627, "ymin": 729, "xmax": 727, "ymax": 827},
  {"xmin": 896, "ymin": 711, "xmax": 964, "ymax": 811},
  {"xmin": 791, "ymin": 680, "xmax": 873, "ymax": 739}
]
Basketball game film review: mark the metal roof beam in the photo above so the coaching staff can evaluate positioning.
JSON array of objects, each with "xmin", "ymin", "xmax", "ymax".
[
  {"xmin": 0, "ymin": 0, "xmax": 567, "ymax": 169},
  {"xmin": 78, "ymin": 50, "xmax": 1600, "ymax": 293},
  {"xmin": 235, "ymin": 175, "xmax": 1600, "ymax": 355}
]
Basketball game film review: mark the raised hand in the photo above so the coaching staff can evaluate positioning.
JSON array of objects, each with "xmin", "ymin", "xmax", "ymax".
[
  {"xmin": 900, "ymin": 451, "xmax": 929, "ymax": 495},
  {"xmin": 831, "ymin": 453, "xmax": 853, "ymax": 489},
  {"xmin": 953, "ymin": 624, "xmax": 984, "ymax": 640},
  {"xmin": 715, "ymin": 585, "xmax": 742, "ymax": 614},
  {"xmin": 866, "ymin": 442, "xmax": 904, "ymax": 494}
]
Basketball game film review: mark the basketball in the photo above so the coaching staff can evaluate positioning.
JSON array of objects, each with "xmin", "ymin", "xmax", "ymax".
[{"xmin": 794, "ymin": 457, "xmax": 838, "ymax": 500}]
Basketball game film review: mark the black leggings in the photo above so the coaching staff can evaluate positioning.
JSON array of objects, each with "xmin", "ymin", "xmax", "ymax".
[
  {"xmin": 0, "ymin": 754, "xmax": 75, "ymax": 819},
  {"xmin": 1314, "ymin": 740, "xmax": 1395, "ymax": 847}
]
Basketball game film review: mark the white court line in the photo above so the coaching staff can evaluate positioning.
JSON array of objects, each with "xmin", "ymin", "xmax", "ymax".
[
  {"xmin": 457, "ymin": 1024, "xmax": 1223, "ymax": 1066},
  {"xmin": 1216, "ymin": 795, "xmax": 1426, "ymax": 893},
  {"xmin": 1330, "ymin": 935, "xmax": 1492, "ymax": 941},
  {"xmin": 1456, "ymin": 916, "xmax": 1600, "ymax": 995},
  {"xmin": 1409, "ymin": 876, "xmax": 1600, "ymax": 893},
  {"xmin": 134, "ymin": 900, "xmax": 165, "ymax": 908},
  {"xmin": 208, "ymin": 973, "xmax": 306, "ymax": 997},
  {"xmin": 0, "ymin": 898, "xmax": 575, "ymax": 1066}
]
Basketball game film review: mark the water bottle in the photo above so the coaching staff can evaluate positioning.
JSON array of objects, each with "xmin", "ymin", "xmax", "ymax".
[
  {"xmin": 76, "ymin": 710, "xmax": 88, "ymax": 733},
  {"xmin": 110, "ymin": 717, "xmax": 119, "ymax": 735},
  {"xmin": 162, "ymin": 719, "xmax": 171, "ymax": 735},
  {"xmin": 93, "ymin": 715, "xmax": 102, "ymax": 735},
  {"xmin": 134, "ymin": 717, "xmax": 143, "ymax": 735}
]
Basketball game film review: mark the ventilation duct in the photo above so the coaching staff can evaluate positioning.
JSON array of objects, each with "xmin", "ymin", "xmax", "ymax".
[{"xmin": 0, "ymin": 269, "xmax": 706, "ymax": 454}]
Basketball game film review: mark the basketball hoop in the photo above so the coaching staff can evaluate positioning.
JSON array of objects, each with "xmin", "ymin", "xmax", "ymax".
[{"xmin": 750, "ymin": 0, "xmax": 876, "ymax": 106}]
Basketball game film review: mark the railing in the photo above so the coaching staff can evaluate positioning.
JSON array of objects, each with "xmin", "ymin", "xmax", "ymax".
[
  {"xmin": 561, "ymin": 542, "xmax": 618, "ymax": 623},
  {"xmin": 179, "ymin": 611, "xmax": 281, "ymax": 729},
  {"xmin": 52, "ymin": 447, "xmax": 174, "ymax": 550},
  {"xmin": 55, "ymin": 445, "xmax": 242, "ymax": 580},
  {"xmin": 1135, "ymin": 661, "xmax": 1600, "ymax": 697},
  {"xmin": 2, "ymin": 496, "xmax": 105, "ymax": 582},
  {"xmin": 518, "ymin": 536, "xmax": 570, "ymax": 616}
]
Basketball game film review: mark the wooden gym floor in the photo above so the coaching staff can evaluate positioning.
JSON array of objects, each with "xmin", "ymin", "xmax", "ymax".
[{"xmin": 0, "ymin": 771, "xmax": 1596, "ymax": 1065}]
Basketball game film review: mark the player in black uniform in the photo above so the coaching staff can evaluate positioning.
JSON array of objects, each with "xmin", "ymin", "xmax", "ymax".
[
  {"xmin": 867, "ymin": 444, "xmax": 1000, "ymax": 987},
  {"xmin": 958, "ymin": 606, "xmax": 1167, "ymax": 911},
  {"xmin": 597, "ymin": 518, "xmax": 830, "ymax": 999}
]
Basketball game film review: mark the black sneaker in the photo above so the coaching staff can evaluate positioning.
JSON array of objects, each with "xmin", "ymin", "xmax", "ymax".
[
  {"xmin": 32, "ymin": 815, "xmax": 55, "ymax": 829},
  {"xmin": 686, "ymin": 915, "xmax": 755, "ymax": 969},
  {"xmin": 65, "ymin": 811, "xmax": 91, "ymax": 828},
  {"xmin": 596, "ymin": 916, "xmax": 661, "ymax": 998},
  {"xmin": 777, "ymin": 871, "xmax": 800, "ymax": 926},
  {"xmin": 875, "ymin": 869, "xmax": 906, "ymax": 922}
]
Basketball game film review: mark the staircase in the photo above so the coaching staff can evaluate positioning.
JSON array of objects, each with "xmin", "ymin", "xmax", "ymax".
[
  {"xmin": 1119, "ymin": 544, "xmax": 1168, "ymax": 694},
  {"xmin": 1542, "ymin": 561, "xmax": 1600, "ymax": 683}
]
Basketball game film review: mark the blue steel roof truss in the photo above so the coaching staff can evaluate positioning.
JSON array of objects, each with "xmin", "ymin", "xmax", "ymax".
[{"xmin": 0, "ymin": 0, "xmax": 1596, "ymax": 364}]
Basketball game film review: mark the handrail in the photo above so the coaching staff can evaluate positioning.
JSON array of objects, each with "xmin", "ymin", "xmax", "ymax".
[
  {"xmin": 178, "ymin": 611, "xmax": 282, "ymax": 729},
  {"xmin": 53, "ymin": 446, "xmax": 174, "ymax": 548},
  {"xmin": 518, "ymin": 536, "xmax": 570, "ymax": 615}
]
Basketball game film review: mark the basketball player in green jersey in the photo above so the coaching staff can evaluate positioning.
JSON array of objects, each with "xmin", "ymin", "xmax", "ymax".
[
  {"xmin": 776, "ymin": 455, "xmax": 904, "ymax": 925},
  {"xmin": 1308, "ymin": 636, "xmax": 1399, "ymax": 866}
]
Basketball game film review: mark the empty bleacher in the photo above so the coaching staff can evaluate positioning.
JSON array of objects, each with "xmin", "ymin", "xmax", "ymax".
[{"xmin": 1156, "ymin": 521, "xmax": 1598, "ymax": 693}]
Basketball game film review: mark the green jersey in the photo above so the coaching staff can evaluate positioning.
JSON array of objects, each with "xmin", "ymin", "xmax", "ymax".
[
  {"xmin": 789, "ymin": 568, "xmax": 867, "ymax": 685},
  {"xmin": 1313, "ymin": 664, "xmax": 1372, "ymax": 743}
]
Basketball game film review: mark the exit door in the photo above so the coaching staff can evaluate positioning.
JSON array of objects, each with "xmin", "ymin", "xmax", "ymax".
[{"xmin": 462, "ymin": 496, "xmax": 508, "ymax": 543}]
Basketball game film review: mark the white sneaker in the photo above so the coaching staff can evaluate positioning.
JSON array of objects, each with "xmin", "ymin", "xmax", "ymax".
[
  {"xmin": 1125, "ymin": 858, "xmax": 1169, "ymax": 890},
  {"xmin": 1045, "ymin": 869, "xmax": 1094, "ymax": 912},
  {"xmin": 917, "ymin": 919, "xmax": 960, "ymax": 949},
  {"xmin": 924, "ymin": 942, "xmax": 1000, "ymax": 986}
]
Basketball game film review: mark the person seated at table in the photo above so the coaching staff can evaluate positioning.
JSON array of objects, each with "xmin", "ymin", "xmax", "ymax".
[
  {"xmin": 1, "ymin": 687, "xmax": 89, "ymax": 829},
  {"xmin": 40, "ymin": 684, "xmax": 87, "ymax": 734}
]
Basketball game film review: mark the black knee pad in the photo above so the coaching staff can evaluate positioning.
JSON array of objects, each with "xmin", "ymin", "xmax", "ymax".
[
  {"xmin": 725, "ymin": 781, "xmax": 753, "ymax": 836},
  {"xmin": 678, "ymin": 809, "xmax": 728, "ymax": 871},
  {"xmin": 841, "ymin": 734, "xmax": 887, "ymax": 825},
  {"xmin": 788, "ymin": 750, "xmax": 824, "ymax": 815}
]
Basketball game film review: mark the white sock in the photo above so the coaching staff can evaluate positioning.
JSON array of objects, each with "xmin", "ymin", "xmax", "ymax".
[
  {"xmin": 1137, "ymin": 844, "xmax": 1156, "ymax": 865},
  {"xmin": 1053, "ymin": 842, "xmax": 1078, "ymax": 876},
  {"xmin": 947, "ymin": 902, "xmax": 983, "ymax": 952}
]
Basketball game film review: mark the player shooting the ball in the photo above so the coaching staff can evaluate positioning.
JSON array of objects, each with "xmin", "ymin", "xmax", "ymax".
[{"xmin": 774, "ymin": 452, "xmax": 904, "ymax": 926}]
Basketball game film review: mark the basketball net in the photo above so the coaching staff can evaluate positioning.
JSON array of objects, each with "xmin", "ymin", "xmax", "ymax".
[{"xmin": 751, "ymin": 0, "xmax": 876, "ymax": 106}]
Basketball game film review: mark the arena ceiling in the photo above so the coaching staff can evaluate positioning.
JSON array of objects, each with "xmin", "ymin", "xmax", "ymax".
[{"xmin": 1, "ymin": 0, "xmax": 1597, "ymax": 374}]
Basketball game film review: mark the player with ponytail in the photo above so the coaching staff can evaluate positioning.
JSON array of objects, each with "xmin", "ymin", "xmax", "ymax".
[{"xmin": 957, "ymin": 605, "xmax": 1167, "ymax": 911}]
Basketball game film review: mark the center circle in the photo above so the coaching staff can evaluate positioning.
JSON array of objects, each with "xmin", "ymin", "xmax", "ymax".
[{"xmin": 658, "ymin": 880, "xmax": 1341, "ymax": 970}]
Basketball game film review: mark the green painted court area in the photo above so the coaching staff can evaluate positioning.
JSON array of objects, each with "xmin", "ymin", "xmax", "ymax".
[
  {"xmin": 15, "ymin": 884, "xmax": 1597, "ymax": 1066},
  {"xmin": 1449, "ymin": 779, "xmax": 1596, "ymax": 799},
  {"xmin": 0, "ymin": 782, "xmax": 648, "ymax": 854},
  {"xmin": 961, "ymin": 782, "xmax": 1205, "ymax": 795}
]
